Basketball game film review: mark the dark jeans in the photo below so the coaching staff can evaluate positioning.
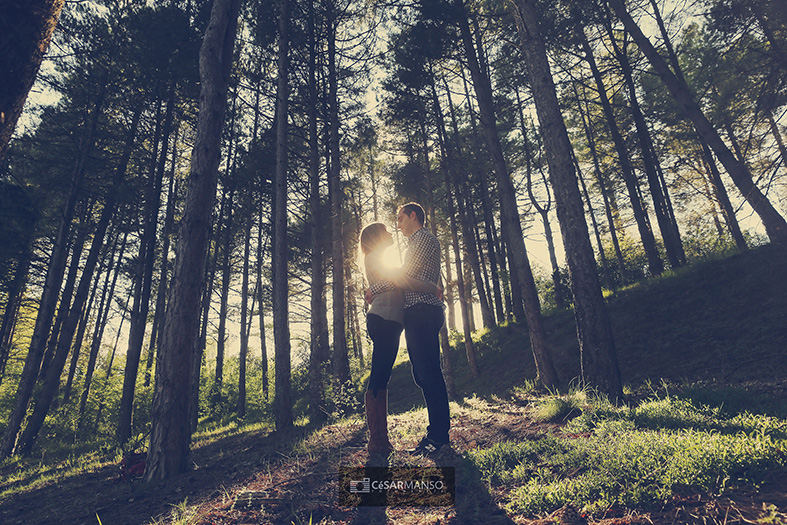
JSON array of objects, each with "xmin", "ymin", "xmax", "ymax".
[
  {"xmin": 366, "ymin": 314, "xmax": 403, "ymax": 396},
  {"xmin": 404, "ymin": 304, "xmax": 449, "ymax": 444}
]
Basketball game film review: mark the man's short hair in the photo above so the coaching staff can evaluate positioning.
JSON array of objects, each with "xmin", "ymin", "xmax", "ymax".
[{"xmin": 399, "ymin": 202, "xmax": 425, "ymax": 226}]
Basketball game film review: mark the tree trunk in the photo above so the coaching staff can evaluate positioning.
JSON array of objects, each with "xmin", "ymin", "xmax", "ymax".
[
  {"xmin": 256, "ymin": 212, "xmax": 269, "ymax": 400},
  {"xmin": 513, "ymin": 0, "xmax": 622, "ymax": 400},
  {"xmin": 145, "ymin": 131, "xmax": 180, "ymax": 387},
  {"xmin": 0, "ymin": 249, "xmax": 32, "ymax": 382},
  {"xmin": 215, "ymin": 189, "xmax": 234, "ymax": 393},
  {"xmin": 118, "ymin": 96, "xmax": 171, "ymax": 445},
  {"xmin": 433, "ymin": 80, "xmax": 480, "ymax": 378},
  {"xmin": 575, "ymin": 84, "xmax": 628, "ymax": 284},
  {"xmin": 327, "ymin": 0, "xmax": 349, "ymax": 387},
  {"xmin": 455, "ymin": 0, "xmax": 558, "ymax": 389},
  {"xmin": 272, "ymin": 0, "xmax": 294, "ymax": 431},
  {"xmin": 608, "ymin": 0, "xmax": 787, "ymax": 245},
  {"xmin": 307, "ymin": 0, "xmax": 328, "ymax": 425},
  {"xmin": 145, "ymin": 0, "xmax": 241, "ymax": 481},
  {"xmin": 0, "ymin": 0, "xmax": 65, "ymax": 161},
  {"xmin": 238, "ymin": 209, "xmax": 251, "ymax": 419}
]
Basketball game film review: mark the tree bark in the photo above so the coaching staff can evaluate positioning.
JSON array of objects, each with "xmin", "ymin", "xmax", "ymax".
[
  {"xmin": 0, "ymin": 0, "xmax": 65, "ymax": 161},
  {"xmin": 272, "ymin": 0, "xmax": 294, "ymax": 431},
  {"xmin": 145, "ymin": 0, "xmax": 241, "ymax": 480}
]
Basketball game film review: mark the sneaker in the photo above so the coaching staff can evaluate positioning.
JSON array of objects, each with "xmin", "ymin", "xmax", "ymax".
[{"xmin": 411, "ymin": 436, "xmax": 449, "ymax": 455}]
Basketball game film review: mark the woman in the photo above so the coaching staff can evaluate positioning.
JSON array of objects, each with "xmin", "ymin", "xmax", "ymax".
[{"xmin": 360, "ymin": 222, "xmax": 436, "ymax": 453}]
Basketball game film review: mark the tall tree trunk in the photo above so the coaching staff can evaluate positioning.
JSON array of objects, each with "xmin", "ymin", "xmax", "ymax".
[
  {"xmin": 517, "ymin": 87, "xmax": 566, "ymax": 309},
  {"xmin": 145, "ymin": 131, "xmax": 180, "ymax": 387},
  {"xmin": 432, "ymin": 79, "xmax": 480, "ymax": 378},
  {"xmin": 215, "ymin": 189, "xmax": 234, "ymax": 393},
  {"xmin": 455, "ymin": 0, "xmax": 558, "ymax": 389},
  {"xmin": 574, "ymin": 151, "xmax": 614, "ymax": 290},
  {"xmin": 272, "ymin": 0, "xmax": 294, "ymax": 431},
  {"xmin": 513, "ymin": 0, "xmax": 622, "ymax": 400},
  {"xmin": 61, "ymin": 242, "xmax": 107, "ymax": 406},
  {"xmin": 39, "ymin": 205, "xmax": 91, "ymax": 381},
  {"xmin": 307, "ymin": 0, "xmax": 328, "ymax": 425},
  {"xmin": 327, "ymin": 0, "xmax": 349, "ymax": 387},
  {"xmin": 0, "ymin": 0, "xmax": 65, "ymax": 161},
  {"xmin": 575, "ymin": 83, "xmax": 628, "ymax": 284},
  {"xmin": 145, "ymin": 0, "xmax": 241, "ymax": 481},
  {"xmin": 238, "ymin": 209, "xmax": 251, "ymax": 419},
  {"xmin": 608, "ymin": 0, "xmax": 787, "ymax": 245},
  {"xmin": 0, "ymin": 248, "xmax": 32, "ymax": 382},
  {"xmin": 118, "ymin": 96, "xmax": 171, "ymax": 445},
  {"xmin": 256, "ymin": 212, "xmax": 269, "ymax": 400}
]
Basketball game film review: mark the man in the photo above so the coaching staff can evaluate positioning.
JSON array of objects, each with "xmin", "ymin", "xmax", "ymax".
[{"xmin": 366, "ymin": 202, "xmax": 450, "ymax": 454}]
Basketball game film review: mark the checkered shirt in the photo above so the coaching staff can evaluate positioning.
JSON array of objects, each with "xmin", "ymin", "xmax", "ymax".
[{"xmin": 370, "ymin": 227, "xmax": 443, "ymax": 309}]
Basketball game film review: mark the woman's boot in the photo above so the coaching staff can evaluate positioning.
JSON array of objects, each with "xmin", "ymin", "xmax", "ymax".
[{"xmin": 365, "ymin": 389, "xmax": 393, "ymax": 453}]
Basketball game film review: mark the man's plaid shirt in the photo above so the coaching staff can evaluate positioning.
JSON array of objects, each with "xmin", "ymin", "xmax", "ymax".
[{"xmin": 370, "ymin": 227, "xmax": 443, "ymax": 309}]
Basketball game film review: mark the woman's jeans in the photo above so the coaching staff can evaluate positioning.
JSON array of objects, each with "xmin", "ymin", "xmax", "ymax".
[{"xmin": 366, "ymin": 314, "xmax": 403, "ymax": 396}]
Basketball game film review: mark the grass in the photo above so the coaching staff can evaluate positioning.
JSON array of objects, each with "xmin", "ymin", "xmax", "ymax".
[{"xmin": 468, "ymin": 390, "xmax": 787, "ymax": 518}]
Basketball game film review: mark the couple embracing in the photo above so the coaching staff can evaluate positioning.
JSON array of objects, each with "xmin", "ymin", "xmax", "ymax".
[{"xmin": 360, "ymin": 202, "xmax": 450, "ymax": 456}]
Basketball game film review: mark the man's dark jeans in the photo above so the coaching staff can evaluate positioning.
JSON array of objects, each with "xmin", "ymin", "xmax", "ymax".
[{"xmin": 404, "ymin": 303, "xmax": 449, "ymax": 444}]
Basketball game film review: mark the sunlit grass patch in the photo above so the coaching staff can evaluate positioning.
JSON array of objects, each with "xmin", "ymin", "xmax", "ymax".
[
  {"xmin": 533, "ymin": 390, "xmax": 586, "ymax": 423},
  {"xmin": 467, "ymin": 392, "xmax": 787, "ymax": 518}
]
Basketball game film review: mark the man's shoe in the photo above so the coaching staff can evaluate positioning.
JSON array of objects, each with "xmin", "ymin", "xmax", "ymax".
[{"xmin": 411, "ymin": 436, "xmax": 449, "ymax": 455}]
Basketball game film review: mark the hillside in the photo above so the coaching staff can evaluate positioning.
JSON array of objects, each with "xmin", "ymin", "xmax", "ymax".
[{"xmin": 1, "ymin": 245, "xmax": 786, "ymax": 524}]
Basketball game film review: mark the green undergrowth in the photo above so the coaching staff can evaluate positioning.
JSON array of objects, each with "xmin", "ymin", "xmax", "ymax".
[{"xmin": 468, "ymin": 389, "xmax": 787, "ymax": 518}]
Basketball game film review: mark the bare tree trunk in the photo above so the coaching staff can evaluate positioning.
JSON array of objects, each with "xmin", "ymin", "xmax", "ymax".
[
  {"xmin": 307, "ymin": 0, "xmax": 328, "ymax": 425},
  {"xmin": 0, "ymin": 0, "xmax": 65, "ymax": 161},
  {"xmin": 574, "ymin": 152, "xmax": 614, "ymax": 290},
  {"xmin": 327, "ymin": 0, "xmax": 349, "ymax": 387},
  {"xmin": 145, "ymin": 131, "xmax": 180, "ymax": 387},
  {"xmin": 608, "ymin": 0, "xmax": 787, "ymax": 245},
  {"xmin": 517, "ymin": 87, "xmax": 566, "ymax": 309},
  {"xmin": 215, "ymin": 189, "xmax": 234, "ymax": 393},
  {"xmin": 575, "ymin": 84, "xmax": 628, "ymax": 284},
  {"xmin": 145, "ymin": 0, "xmax": 241, "ymax": 480},
  {"xmin": 256, "ymin": 213, "xmax": 269, "ymax": 400},
  {"xmin": 513, "ymin": 0, "xmax": 622, "ymax": 400},
  {"xmin": 61, "ymin": 241, "xmax": 107, "ymax": 406},
  {"xmin": 606, "ymin": 21, "xmax": 685, "ymax": 269},
  {"xmin": 455, "ymin": 0, "xmax": 558, "ymax": 389},
  {"xmin": 272, "ymin": 0, "xmax": 294, "ymax": 431},
  {"xmin": 238, "ymin": 209, "xmax": 251, "ymax": 420},
  {"xmin": 0, "ymin": 249, "xmax": 32, "ymax": 382},
  {"xmin": 118, "ymin": 96, "xmax": 171, "ymax": 445}
]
